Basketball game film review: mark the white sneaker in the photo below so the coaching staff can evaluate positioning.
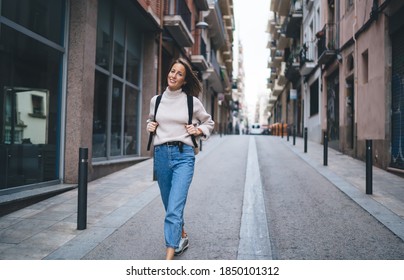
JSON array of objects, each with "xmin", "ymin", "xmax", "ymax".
[{"xmin": 174, "ymin": 235, "xmax": 189, "ymax": 256}]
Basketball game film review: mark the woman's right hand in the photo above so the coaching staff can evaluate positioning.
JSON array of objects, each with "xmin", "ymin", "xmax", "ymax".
[{"xmin": 147, "ymin": 121, "xmax": 158, "ymax": 133}]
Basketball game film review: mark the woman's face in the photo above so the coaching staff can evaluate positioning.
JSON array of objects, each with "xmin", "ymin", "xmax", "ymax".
[{"xmin": 167, "ymin": 63, "xmax": 186, "ymax": 91}]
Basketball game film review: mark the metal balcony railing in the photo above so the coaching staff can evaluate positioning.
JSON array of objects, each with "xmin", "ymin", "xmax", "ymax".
[
  {"xmin": 210, "ymin": 50, "xmax": 221, "ymax": 78},
  {"xmin": 317, "ymin": 23, "xmax": 338, "ymax": 65},
  {"xmin": 285, "ymin": 46, "xmax": 301, "ymax": 82},
  {"xmin": 165, "ymin": 0, "xmax": 192, "ymax": 31},
  {"xmin": 317, "ymin": 23, "xmax": 337, "ymax": 57},
  {"xmin": 299, "ymin": 41, "xmax": 316, "ymax": 65}
]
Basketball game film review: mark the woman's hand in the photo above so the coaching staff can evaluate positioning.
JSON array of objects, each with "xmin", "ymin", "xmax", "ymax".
[
  {"xmin": 147, "ymin": 121, "xmax": 158, "ymax": 133},
  {"xmin": 185, "ymin": 124, "xmax": 203, "ymax": 136}
]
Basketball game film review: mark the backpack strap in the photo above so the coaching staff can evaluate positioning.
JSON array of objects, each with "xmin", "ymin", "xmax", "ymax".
[
  {"xmin": 147, "ymin": 94, "xmax": 162, "ymax": 151},
  {"xmin": 187, "ymin": 95, "xmax": 198, "ymax": 148},
  {"xmin": 147, "ymin": 94, "xmax": 198, "ymax": 151}
]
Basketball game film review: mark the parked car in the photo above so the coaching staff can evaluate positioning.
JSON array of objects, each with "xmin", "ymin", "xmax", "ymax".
[{"xmin": 250, "ymin": 123, "xmax": 263, "ymax": 135}]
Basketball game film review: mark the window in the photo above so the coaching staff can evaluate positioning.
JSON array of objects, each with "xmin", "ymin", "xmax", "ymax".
[
  {"xmin": 346, "ymin": 0, "xmax": 354, "ymax": 11},
  {"xmin": 31, "ymin": 95, "xmax": 45, "ymax": 116},
  {"xmin": 93, "ymin": 0, "xmax": 142, "ymax": 159},
  {"xmin": 95, "ymin": 0, "xmax": 111, "ymax": 70},
  {"xmin": 0, "ymin": 0, "xmax": 66, "ymax": 189},
  {"xmin": 310, "ymin": 80, "xmax": 319, "ymax": 116},
  {"xmin": 1, "ymin": 0, "xmax": 65, "ymax": 44},
  {"xmin": 362, "ymin": 50, "xmax": 369, "ymax": 84}
]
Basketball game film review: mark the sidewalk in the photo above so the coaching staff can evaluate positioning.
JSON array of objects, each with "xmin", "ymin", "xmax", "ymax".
[{"xmin": 0, "ymin": 135, "xmax": 403, "ymax": 260}]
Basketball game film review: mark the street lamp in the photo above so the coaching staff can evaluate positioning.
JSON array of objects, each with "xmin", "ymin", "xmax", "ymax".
[{"xmin": 195, "ymin": 21, "xmax": 209, "ymax": 30}]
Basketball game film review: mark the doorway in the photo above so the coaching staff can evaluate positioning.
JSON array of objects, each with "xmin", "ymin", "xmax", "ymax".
[{"xmin": 345, "ymin": 77, "xmax": 355, "ymax": 149}]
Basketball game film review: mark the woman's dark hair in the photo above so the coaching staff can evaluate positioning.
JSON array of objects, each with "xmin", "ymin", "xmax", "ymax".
[{"xmin": 168, "ymin": 57, "xmax": 202, "ymax": 98}]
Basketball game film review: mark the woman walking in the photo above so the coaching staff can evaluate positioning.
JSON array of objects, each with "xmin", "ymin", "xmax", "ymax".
[{"xmin": 147, "ymin": 57, "xmax": 214, "ymax": 260}]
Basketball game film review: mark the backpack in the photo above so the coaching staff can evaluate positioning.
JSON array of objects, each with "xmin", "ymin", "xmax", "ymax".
[{"xmin": 147, "ymin": 93, "xmax": 198, "ymax": 151}]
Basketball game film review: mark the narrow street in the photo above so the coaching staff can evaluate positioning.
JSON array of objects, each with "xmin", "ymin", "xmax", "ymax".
[{"xmin": 81, "ymin": 135, "xmax": 404, "ymax": 260}]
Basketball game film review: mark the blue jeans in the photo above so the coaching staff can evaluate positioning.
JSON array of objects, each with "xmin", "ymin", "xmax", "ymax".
[{"xmin": 154, "ymin": 143, "xmax": 195, "ymax": 249}]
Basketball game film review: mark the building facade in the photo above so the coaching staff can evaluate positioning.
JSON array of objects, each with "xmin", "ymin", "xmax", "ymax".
[
  {"xmin": 0, "ymin": 0, "xmax": 234, "ymax": 194},
  {"xmin": 267, "ymin": 0, "xmax": 404, "ymax": 174}
]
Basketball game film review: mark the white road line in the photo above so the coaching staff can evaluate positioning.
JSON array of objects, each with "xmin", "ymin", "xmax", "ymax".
[{"xmin": 237, "ymin": 136, "xmax": 273, "ymax": 259}]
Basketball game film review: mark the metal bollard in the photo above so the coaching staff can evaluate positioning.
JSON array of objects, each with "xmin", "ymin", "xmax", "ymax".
[
  {"xmin": 366, "ymin": 140, "xmax": 373, "ymax": 195},
  {"xmin": 281, "ymin": 123, "xmax": 284, "ymax": 138},
  {"xmin": 323, "ymin": 132, "xmax": 328, "ymax": 166},
  {"xmin": 293, "ymin": 125, "xmax": 296, "ymax": 146},
  {"xmin": 77, "ymin": 147, "xmax": 88, "ymax": 230},
  {"xmin": 287, "ymin": 127, "xmax": 290, "ymax": 141},
  {"xmin": 304, "ymin": 127, "xmax": 308, "ymax": 153}
]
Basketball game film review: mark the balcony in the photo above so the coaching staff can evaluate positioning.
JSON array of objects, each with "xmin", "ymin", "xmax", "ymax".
[
  {"xmin": 191, "ymin": 38, "xmax": 208, "ymax": 71},
  {"xmin": 164, "ymin": 0, "xmax": 194, "ymax": 47},
  {"xmin": 285, "ymin": 61, "xmax": 300, "ymax": 83},
  {"xmin": 267, "ymin": 78, "xmax": 273, "ymax": 89},
  {"xmin": 285, "ymin": 50, "xmax": 300, "ymax": 83},
  {"xmin": 285, "ymin": 0, "xmax": 303, "ymax": 38},
  {"xmin": 219, "ymin": 0, "xmax": 233, "ymax": 16},
  {"xmin": 270, "ymin": 0, "xmax": 280, "ymax": 13},
  {"xmin": 299, "ymin": 42, "xmax": 316, "ymax": 76},
  {"xmin": 268, "ymin": 80, "xmax": 274, "ymax": 90},
  {"xmin": 205, "ymin": 51, "xmax": 224, "ymax": 93},
  {"xmin": 220, "ymin": 66, "xmax": 232, "ymax": 93},
  {"xmin": 191, "ymin": 55, "xmax": 209, "ymax": 71},
  {"xmin": 270, "ymin": 67, "xmax": 277, "ymax": 80},
  {"xmin": 317, "ymin": 23, "xmax": 337, "ymax": 65},
  {"xmin": 278, "ymin": 62, "xmax": 287, "ymax": 86},
  {"xmin": 273, "ymin": 50, "xmax": 284, "ymax": 68},
  {"xmin": 195, "ymin": 0, "xmax": 209, "ymax": 11},
  {"xmin": 269, "ymin": 94, "xmax": 278, "ymax": 104},
  {"xmin": 268, "ymin": 19, "xmax": 276, "ymax": 35},
  {"xmin": 277, "ymin": 0, "xmax": 291, "ymax": 16},
  {"xmin": 272, "ymin": 79, "xmax": 283, "ymax": 97},
  {"xmin": 268, "ymin": 19, "xmax": 279, "ymax": 39},
  {"xmin": 270, "ymin": 0, "xmax": 291, "ymax": 16},
  {"xmin": 205, "ymin": 0, "xmax": 226, "ymax": 49},
  {"xmin": 277, "ymin": 33, "xmax": 291, "ymax": 50}
]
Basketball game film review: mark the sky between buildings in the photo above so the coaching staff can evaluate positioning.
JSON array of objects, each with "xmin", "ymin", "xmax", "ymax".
[{"xmin": 233, "ymin": 0, "xmax": 271, "ymax": 121}]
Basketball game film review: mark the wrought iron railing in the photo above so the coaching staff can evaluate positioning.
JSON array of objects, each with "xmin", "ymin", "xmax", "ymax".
[
  {"xmin": 299, "ymin": 40, "xmax": 316, "ymax": 65},
  {"xmin": 165, "ymin": 0, "xmax": 192, "ymax": 31},
  {"xmin": 317, "ymin": 23, "xmax": 337, "ymax": 58}
]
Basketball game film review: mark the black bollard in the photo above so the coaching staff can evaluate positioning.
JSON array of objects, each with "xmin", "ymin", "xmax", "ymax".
[
  {"xmin": 366, "ymin": 140, "xmax": 373, "ymax": 195},
  {"xmin": 323, "ymin": 132, "xmax": 328, "ymax": 166},
  {"xmin": 77, "ymin": 147, "xmax": 88, "ymax": 230},
  {"xmin": 281, "ymin": 123, "xmax": 284, "ymax": 139},
  {"xmin": 293, "ymin": 125, "xmax": 296, "ymax": 146},
  {"xmin": 287, "ymin": 127, "xmax": 290, "ymax": 141},
  {"xmin": 304, "ymin": 127, "xmax": 308, "ymax": 153}
]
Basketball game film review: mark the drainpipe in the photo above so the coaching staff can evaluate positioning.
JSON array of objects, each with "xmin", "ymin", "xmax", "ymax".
[{"xmin": 157, "ymin": 1, "xmax": 164, "ymax": 94}]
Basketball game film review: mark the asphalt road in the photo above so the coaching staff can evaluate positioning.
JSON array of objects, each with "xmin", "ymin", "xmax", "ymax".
[
  {"xmin": 256, "ymin": 136, "xmax": 404, "ymax": 259},
  {"xmin": 82, "ymin": 135, "xmax": 404, "ymax": 260}
]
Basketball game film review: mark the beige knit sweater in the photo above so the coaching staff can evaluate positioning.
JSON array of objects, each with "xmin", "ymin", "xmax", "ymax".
[{"xmin": 148, "ymin": 88, "xmax": 215, "ymax": 147}]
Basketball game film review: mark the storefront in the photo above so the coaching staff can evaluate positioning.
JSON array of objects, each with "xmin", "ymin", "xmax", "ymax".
[
  {"xmin": 0, "ymin": 0, "xmax": 161, "ymax": 191},
  {"xmin": 391, "ymin": 6, "xmax": 404, "ymax": 170},
  {"xmin": 93, "ymin": 0, "xmax": 144, "ymax": 160},
  {"xmin": 0, "ymin": 0, "xmax": 67, "ymax": 190}
]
